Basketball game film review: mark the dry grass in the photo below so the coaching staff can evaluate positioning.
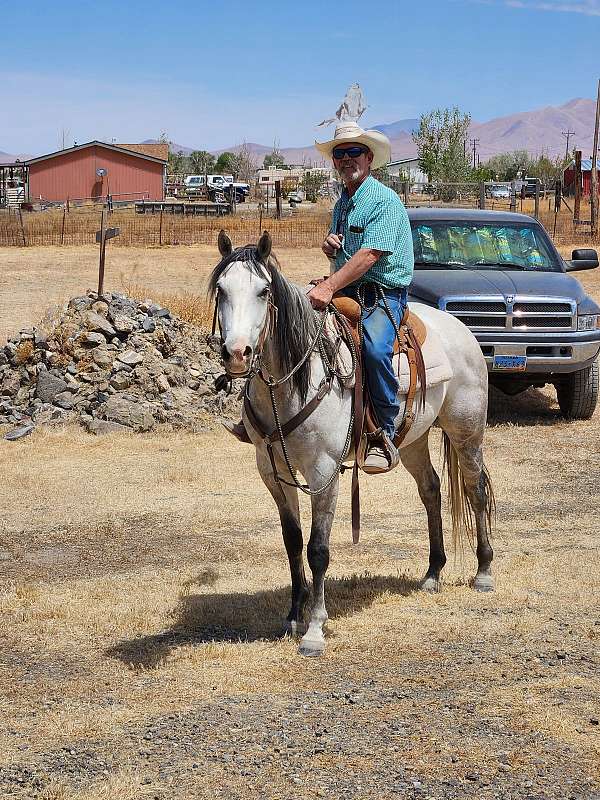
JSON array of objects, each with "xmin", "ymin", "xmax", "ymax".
[
  {"xmin": 0, "ymin": 207, "xmax": 330, "ymax": 248},
  {"xmin": 0, "ymin": 247, "xmax": 599, "ymax": 797}
]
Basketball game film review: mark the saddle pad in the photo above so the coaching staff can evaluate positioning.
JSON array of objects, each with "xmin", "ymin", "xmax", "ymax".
[{"xmin": 393, "ymin": 325, "xmax": 452, "ymax": 394}]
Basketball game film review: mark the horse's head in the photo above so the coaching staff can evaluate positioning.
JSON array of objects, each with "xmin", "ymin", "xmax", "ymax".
[{"xmin": 210, "ymin": 230, "xmax": 275, "ymax": 376}]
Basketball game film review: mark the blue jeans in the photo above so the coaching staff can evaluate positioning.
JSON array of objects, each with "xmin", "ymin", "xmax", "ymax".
[{"xmin": 342, "ymin": 284, "xmax": 408, "ymax": 438}]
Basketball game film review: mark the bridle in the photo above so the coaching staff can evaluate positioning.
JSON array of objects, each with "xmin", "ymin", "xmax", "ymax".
[{"xmin": 211, "ymin": 265, "xmax": 358, "ymax": 504}]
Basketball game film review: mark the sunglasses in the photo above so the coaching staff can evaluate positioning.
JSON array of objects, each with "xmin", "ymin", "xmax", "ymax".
[{"xmin": 332, "ymin": 145, "xmax": 369, "ymax": 160}]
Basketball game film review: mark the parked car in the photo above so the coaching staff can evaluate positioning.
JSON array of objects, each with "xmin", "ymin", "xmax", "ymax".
[
  {"xmin": 183, "ymin": 174, "xmax": 249, "ymax": 202},
  {"xmin": 486, "ymin": 183, "xmax": 511, "ymax": 200},
  {"xmin": 408, "ymin": 207, "xmax": 600, "ymax": 418}
]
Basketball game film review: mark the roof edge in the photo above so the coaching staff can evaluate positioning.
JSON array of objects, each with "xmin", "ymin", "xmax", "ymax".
[{"xmin": 25, "ymin": 140, "xmax": 167, "ymax": 166}]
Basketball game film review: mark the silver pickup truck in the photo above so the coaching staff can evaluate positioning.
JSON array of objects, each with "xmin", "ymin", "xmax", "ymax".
[{"xmin": 408, "ymin": 208, "xmax": 600, "ymax": 419}]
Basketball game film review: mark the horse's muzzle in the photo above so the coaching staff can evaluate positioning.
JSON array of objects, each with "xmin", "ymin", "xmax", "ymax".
[{"xmin": 221, "ymin": 342, "xmax": 253, "ymax": 376}]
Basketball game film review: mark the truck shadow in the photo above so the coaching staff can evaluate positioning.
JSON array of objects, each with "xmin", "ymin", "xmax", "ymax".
[
  {"xmin": 487, "ymin": 386, "xmax": 563, "ymax": 427},
  {"xmin": 106, "ymin": 571, "xmax": 419, "ymax": 670}
]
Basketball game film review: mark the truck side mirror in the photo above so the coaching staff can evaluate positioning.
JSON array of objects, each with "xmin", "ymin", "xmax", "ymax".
[{"xmin": 565, "ymin": 248, "xmax": 599, "ymax": 271}]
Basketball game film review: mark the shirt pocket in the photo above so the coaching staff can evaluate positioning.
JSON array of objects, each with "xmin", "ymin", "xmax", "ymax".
[{"xmin": 344, "ymin": 215, "xmax": 365, "ymax": 253}]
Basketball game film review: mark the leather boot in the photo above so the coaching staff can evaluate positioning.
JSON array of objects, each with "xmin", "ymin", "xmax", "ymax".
[
  {"xmin": 221, "ymin": 419, "xmax": 252, "ymax": 444},
  {"xmin": 362, "ymin": 431, "xmax": 400, "ymax": 475}
]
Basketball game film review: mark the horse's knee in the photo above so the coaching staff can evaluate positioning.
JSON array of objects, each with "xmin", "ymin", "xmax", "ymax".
[
  {"xmin": 307, "ymin": 540, "xmax": 329, "ymax": 574},
  {"xmin": 418, "ymin": 468, "xmax": 441, "ymax": 504}
]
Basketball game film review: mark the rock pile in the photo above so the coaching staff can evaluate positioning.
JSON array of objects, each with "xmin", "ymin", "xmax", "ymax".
[{"xmin": 0, "ymin": 291, "xmax": 243, "ymax": 436}]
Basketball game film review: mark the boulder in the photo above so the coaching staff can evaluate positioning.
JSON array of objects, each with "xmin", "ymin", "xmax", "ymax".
[
  {"xmin": 101, "ymin": 396, "xmax": 155, "ymax": 432},
  {"xmin": 35, "ymin": 371, "xmax": 68, "ymax": 403},
  {"xmin": 83, "ymin": 311, "xmax": 116, "ymax": 339},
  {"xmin": 117, "ymin": 350, "xmax": 144, "ymax": 367}
]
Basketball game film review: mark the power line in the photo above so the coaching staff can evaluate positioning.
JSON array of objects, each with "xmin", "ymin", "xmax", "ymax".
[{"xmin": 561, "ymin": 130, "xmax": 575, "ymax": 161}]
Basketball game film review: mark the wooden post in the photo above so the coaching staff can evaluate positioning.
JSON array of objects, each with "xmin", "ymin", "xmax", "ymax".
[
  {"xmin": 590, "ymin": 79, "xmax": 600, "ymax": 237},
  {"xmin": 18, "ymin": 208, "xmax": 26, "ymax": 246},
  {"xmin": 534, "ymin": 179, "xmax": 540, "ymax": 220},
  {"xmin": 574, "ymin": 150, "xmax": 582, "ymax": 224},
  {"xmin": 159, "ymin": 207, "xmax": 163, "ymax": 246},
  {"xmin": 258, "ymin": 202, "xmax": 263, "ymax": 238},
  {"xmin": 403, "ymin": 180, "xmax": 409, "ymax": 206},
  {"xmin": 479, "ymin": 182, "xmax": 486, "ymax": 210},
  {"xmin": 97, "ymin": 206, "xmax": 106, "ymax": 296},
  {"xmin": 60, "ymin": 203, "xmax": 66, "ymax": 245},
  {"xmin": 510, "ymin": 181, "xmax": 517, "ymax": 212},
  {"xmin": 275, "ymin": 180, "xmax": 282, "ymax": 219}
]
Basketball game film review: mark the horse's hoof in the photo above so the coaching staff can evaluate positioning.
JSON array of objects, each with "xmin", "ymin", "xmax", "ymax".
[
  {"xmin": 420, "ymin": 576, "xmax": 440, "ymax": 593},
  {"xmin": 298, "ymin": 637, "xmax": 325, "ymax": 657},
  {"xmin": 474, "ymin": 573, "xmax": 495, "ymax": 592}
]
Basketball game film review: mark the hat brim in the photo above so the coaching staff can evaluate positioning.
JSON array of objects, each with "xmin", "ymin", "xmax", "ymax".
[{"xmin": 315, "ymin": 130, "xmax": 391, "ymax": 170}]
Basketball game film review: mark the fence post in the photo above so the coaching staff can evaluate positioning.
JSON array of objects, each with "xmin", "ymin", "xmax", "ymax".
[
  {"xmin": 574, "ymin": 150, "xmax": 582, "ymax": 224},
  {"xmin": 479, "ymin": 183, "xmax": 486, "ymax": 210},
  {"xmin": 18, "ymin": 208, "xmax": 26, "ymax": 246},
  {"xmin": 510, "ymin": 181, "xmax": 517, "ymax": 212},
  {"xmin": 534, "ymin": 179, "xmax": 540, "ymax": 219},
  {"xmin": 159, "ymin": 207, "xmax": 163, "ymax": 246},
  {"xmin": 60, "ymin": 203, "xmax": 66, "ymax": 245}
]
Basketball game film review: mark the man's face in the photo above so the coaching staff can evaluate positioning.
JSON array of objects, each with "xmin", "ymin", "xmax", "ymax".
[{"xmin": 332, "ymin": 144, "xmax": 373, "ymax": 186}]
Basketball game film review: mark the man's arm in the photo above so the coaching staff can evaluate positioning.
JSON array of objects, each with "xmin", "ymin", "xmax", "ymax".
[{"xmin": 307, "ymin": 248, "xmax": 383, "ymax": 309}]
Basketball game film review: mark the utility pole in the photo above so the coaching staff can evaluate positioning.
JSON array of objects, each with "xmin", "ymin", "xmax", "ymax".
[
  {"xmin": 561, "ymin": 129, "xmax": 575, "ymax": 162},
  {"xmin": 591, "ymin": 79, "xmax": 600, "ymax": 237},
  {"xmin": 470, "ymin": 138, "xmax": 480, "ymax": 170}
]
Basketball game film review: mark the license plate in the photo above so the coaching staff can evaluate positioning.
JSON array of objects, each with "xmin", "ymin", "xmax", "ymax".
[{"xmin": 493, "ymin": 355, "xmax": 527, "ymax": 371}]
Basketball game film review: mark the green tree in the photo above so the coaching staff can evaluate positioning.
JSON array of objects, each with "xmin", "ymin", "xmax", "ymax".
[
  {"xmin": 484, "ymin": 150, "xmax": 532, "ymax": 181},
  {"xmin": 168, "ymin": 149, "xmax": 185, "ymax": 175},
  {"xmin": 263, "ymin": 150, "xmax": 285, "ymax": 169},
  {"xmin": 413, "ymin": 107, "xmax": 472, "ymax": 186},
  {"xmin": 214, "ymin": 151, "xmax": 237, "ymax": 174},
  {"xmin": 301, "ymin": 170, "xmax": 327, "ymax": 202},
  {"xmin": 189, "ymin": 150, "xmax": 215, "ymax": 174}
]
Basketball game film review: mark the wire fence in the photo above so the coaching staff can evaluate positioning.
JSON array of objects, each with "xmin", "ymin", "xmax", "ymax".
[
  {"xmin": 0, "ymin": 206, "xmax": 331, "ymax": 248},
  {"xmin": 1, "ymin": 192, "xmax": 599, "ymax": 248}
]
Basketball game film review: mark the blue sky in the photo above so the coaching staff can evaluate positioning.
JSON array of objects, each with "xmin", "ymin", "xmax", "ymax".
[{"xmin": 1, "ymin": 0, "xmax": 598, "ymax": 155}]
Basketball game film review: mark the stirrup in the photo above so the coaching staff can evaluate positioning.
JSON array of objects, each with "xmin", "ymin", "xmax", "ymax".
[{"xmin": 361, "ymin": 430, "xmax": 400, "ymax": 475}]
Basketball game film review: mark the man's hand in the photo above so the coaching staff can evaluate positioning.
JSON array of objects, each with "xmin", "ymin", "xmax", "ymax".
[
  {"xmin": 307, "ymin": 280, "xmax": 334, "ymax": 310},
  {"xmin": 322, "ymin": 233, "xmax": 342, "ymax": 258}
]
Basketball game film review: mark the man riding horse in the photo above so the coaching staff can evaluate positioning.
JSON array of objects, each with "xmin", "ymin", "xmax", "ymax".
[{"xmin": 225, "ymin": 122, "xmax": 414, "ymax": 474}]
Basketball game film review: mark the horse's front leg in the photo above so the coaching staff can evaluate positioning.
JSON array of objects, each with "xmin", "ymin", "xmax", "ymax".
[
  {"xmin": 256, "ymin": 450, "xmax": 309, "ymax": 634},
  {"xmin": 299, "ymin": 478, "xmax": 339, "ymax": 657}
]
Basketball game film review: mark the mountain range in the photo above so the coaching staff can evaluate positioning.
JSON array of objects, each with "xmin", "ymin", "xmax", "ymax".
[{"xmin": 1, "ymin": 99, "xmax": 596, "ymax": 166}]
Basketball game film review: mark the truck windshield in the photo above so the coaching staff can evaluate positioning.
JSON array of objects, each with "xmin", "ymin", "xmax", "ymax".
[{"xmin": 412, "ymin": 222, "xmax": 561, "ymax": 272}]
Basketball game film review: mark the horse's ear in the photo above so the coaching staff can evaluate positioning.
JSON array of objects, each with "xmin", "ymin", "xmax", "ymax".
[
  {"xmin": 257, "ymin": 230, "xmax": 272, "ymax": 264},
  {"xmin": 218, "ymin": 229, "xmax": 233, "ymax": 257}
]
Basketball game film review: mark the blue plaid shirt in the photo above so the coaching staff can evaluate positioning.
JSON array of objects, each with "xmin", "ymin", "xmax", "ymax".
[{"xmin": 331, "ymin": 175, "xmax": 414, "ymax": 289}]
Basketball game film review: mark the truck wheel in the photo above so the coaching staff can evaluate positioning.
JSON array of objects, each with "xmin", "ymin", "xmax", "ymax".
[{"xmin": 555, "ymin": 361, "xmax": 599, "ymax": 420}]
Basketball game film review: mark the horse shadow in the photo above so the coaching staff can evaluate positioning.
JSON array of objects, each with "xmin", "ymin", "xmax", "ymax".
[{"xmin": 107, "ymin": 571, "xmax": 420, "ymax": 670}]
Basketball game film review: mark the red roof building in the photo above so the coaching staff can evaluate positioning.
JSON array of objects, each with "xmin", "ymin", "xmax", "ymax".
[
  {"xmin": 563, "ymin": 158, "xmax": 599, "ymax": 197},
  {"xmin": 25, "ymin": 141, "xmax": 166, "ymax": 203}
]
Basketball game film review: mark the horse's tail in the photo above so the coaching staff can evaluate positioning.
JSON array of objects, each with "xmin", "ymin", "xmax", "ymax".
[{"xmin": 442, "ymin": 431, "xmax": 495, "ymax": 554}]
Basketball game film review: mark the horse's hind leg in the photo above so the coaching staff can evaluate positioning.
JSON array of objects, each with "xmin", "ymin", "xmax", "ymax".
[
  {"xmin": 257, "ymin": 452, "xmax": 309, "ymax": 633},
  {"xmin": 399, "ymin": 432, "xmax": 446, "ymax": 592},
  {"xmin": 445, "ymin": 431, "xmax": 495, "ymax": 593}
]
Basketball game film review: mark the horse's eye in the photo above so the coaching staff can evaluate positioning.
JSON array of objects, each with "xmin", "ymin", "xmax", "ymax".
[{"xmin": 259, "ymin": 287, "xmax": 270, "ymax": 299}]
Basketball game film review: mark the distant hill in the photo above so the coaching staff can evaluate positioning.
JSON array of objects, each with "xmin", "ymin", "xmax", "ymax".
[
  {"xmin": 9, "ymin": 99, "xmax": 592, "ymax": 168},
  {"xmin": 0, "ymin": 150, "xmax": 30, "ymax": 164},
  {"xmin": 372, "ymin": 119, "xmax": 419, "ymax": 138}
]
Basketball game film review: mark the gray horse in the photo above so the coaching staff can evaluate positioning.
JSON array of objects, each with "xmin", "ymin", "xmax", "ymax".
[{"xmin": 209, "ymin": 231, "xmax": 495, "ymax": 657}]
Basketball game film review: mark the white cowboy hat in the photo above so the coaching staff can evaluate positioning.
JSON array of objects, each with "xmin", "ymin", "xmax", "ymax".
[{"xmin": 315, "ymin": 121, "xmax": 391, "ymax": 170}]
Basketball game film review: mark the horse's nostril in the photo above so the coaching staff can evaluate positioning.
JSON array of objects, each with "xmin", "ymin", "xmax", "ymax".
[
  {"xmin": 221, "ymin": 344, "xmax": 229, "ymax": 361},
  {"xmin": 243, "ymin": 346, "xmax": 252, "ymax": 357}
]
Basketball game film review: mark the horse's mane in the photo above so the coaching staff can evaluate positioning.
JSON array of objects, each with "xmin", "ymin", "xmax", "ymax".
[{"xmin": 208, "ymin": 244, "xmax": 333, "ymax": 402}]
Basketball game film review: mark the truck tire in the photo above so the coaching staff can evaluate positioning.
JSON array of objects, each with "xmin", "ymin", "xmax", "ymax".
[{"xmin": 555, "ymin": 360, "xmax": 599, "ymax": 420}]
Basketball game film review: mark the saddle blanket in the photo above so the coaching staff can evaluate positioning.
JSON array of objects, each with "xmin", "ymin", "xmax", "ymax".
[{"xmin": 393, "ymin": 325, "xmax": 453, "ymax": 394}]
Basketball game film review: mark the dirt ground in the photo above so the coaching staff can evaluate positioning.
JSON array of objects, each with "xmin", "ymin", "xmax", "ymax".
[{"xmin": 0, "ymin": 245, "xmax": 599, "ymax": 799}]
